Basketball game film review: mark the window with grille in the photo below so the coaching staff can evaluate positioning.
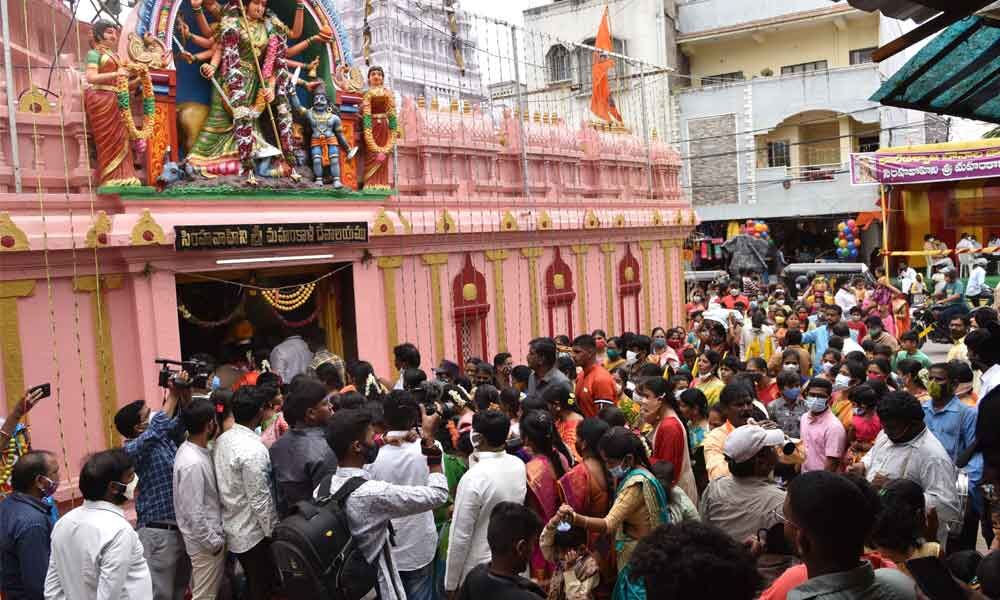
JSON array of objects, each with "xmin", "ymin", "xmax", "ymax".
[
  {"xmin": 850, "ymin": 47, "xmax": 876, "ymax": 65},
  {"xmin": 767, "ymin": 141, "xmax": 791, "ymax": 168},
  {"xmin": 780, "ymin": 60, "xmax": 828, "ymax": 75},
  {"xmin": 701, "ymin": 71, "xmax": 745, "ymax": 86},
  {"xmin": 858, "ymin": 135, "xmax": 880, "ymax": 153},
  {"xmin": 547, "ymin": 45, "xmax": 571, "ymax": 83},
  {"xmin": 577, "ymin": 37, "xmax": 627, "ymax": 89}
]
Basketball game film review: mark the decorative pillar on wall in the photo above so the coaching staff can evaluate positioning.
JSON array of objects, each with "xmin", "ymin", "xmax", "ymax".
[
  {"xmin": 421, "ymin": 253, "xmax": 450, "ymax": 363},
  {"xmin": 668, "ymin": 239, "xmax": 684, "ymax": 327},
  {"xmin": 544, "ymin": 247, "xmax": 576, "ymax": 338},
  {"xmin": 452, "ymin": 254, "xmax": 490, "ymax": 365},
  {"xmin": 661, "ymin": 239, "xmax": 677, "ymax": 327},
  {"xmin": 521, "ymin": 247, "xmax": 544, "ymax": 339},
  {"xmin": 377, "ymin": 256, "xmax": 404, "ymax": 378},
  {"xmin": 484, "ymin": 250, "xmax": 509, "ymax": 353},
  {"xmin": 600, "ymin": 243, "xmax": 616, "ymax": 333},
  {"xmin": 618, "ymin": 245, "xmax": 642, "ymax": 333},
  {"xmin": 0, "ymin": 280, "xmax": 35, "ymax": 413},
  {"xmin": 570, "ymin": 245, "xmax": 590, "ymax": 335},
  {"xmin": 74, "ymin": 274, "xmax": 122, "ymax": 446},
  {"xmin": 638, "ymin": 241, "xmax": 654, "ymax": 331}
]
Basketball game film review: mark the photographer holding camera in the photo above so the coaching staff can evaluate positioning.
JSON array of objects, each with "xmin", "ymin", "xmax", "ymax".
[{"xmin": 114, "ymin": 370, "xmax": 194, "ymax": 600}]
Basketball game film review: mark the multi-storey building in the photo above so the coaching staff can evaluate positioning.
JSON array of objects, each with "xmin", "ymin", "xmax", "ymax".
[{"xmin": 673, "ymin": 0, "xmax": 940, "ymax": 222}]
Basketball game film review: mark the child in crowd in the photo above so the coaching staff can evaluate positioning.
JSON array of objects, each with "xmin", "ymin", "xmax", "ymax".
[
  {"xmin": 845, "ymin": 383, "xmax": 881, "ymax": 466},
  {"xmin": 539, "ymin": 513, "xmax": 600, "ymax": 600},
  {"xmin": 708, "ymin": 404, "xmax": 726, "ymax": 430}
]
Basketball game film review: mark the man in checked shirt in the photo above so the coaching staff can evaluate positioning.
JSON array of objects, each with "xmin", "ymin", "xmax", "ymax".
[{"xmin": 114, "ymin": 372, "xmax": 193, "ymax": 600}]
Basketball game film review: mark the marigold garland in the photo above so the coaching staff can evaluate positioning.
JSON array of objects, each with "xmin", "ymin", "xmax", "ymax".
[
  {"xmin": 116, "ymin": 65, "xmax": 156, "ymax": 140},
  {"xmin": 178, "ymin": 299, "xmax": 245, "ymax": 328},
  {"xmin": 362, "ymin": 88, "xmax": 397, "ymax": 154},
  {"xmin": 267, "ymin": 301, "xmax": 319, "ymax": 328}
]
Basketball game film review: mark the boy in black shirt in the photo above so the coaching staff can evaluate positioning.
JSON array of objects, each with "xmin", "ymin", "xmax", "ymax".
[{"xmin": 457, "ymin": 502, "xmax": 544, "ymax": 600}]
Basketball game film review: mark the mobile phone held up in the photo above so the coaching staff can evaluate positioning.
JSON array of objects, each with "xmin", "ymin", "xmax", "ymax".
[{"xmin": 27, "ymin": 383, "xmax": 51, "ymax": 400}]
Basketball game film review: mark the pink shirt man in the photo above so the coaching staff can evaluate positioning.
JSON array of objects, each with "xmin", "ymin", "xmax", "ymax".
[{"xmin": 800, "ymin": 407, "xmax": 847, "ymax": 473}]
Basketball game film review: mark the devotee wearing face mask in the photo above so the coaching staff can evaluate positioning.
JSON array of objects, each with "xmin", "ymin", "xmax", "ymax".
[
  {"xmin": 114, "ymin": 375, "xmax": 191, "ymax": 600},
  {"xmin": 45, "ymin": 449, "xmax": 152, "ymax": 599},
  {"xmin": 0, "ymin": 450, "xmax": 59, "ymax": 600},
  {"xmin": 446, "ymin": 411, "xmax": 527, "ymax": 595},
  {"xmin": 798, "ymin": 378, "xmax": 846, "ymax": 474},
  {"xmin": 317, "ymin": 406, "xmax": 448, "ymax": 600},
  {"xmin": 848, "ymin": 391, "xmax": 961, "ymax": 545},
  {"xmin": 172, "ymin": 396, "xmax": 227, "ymax": 600}
]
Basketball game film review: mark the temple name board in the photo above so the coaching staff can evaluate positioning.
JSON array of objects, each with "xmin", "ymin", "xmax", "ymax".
[{"xmin": 174, "ymin": 222, "xmax": 368, "ymax": 251}]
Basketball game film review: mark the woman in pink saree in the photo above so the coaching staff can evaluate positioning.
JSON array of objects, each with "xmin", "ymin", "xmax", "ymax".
[
  {"xmin": 558, "ymin": 418, "xmax": 614, "ymax": 599},
  {"xmin": 522, "ymin": 411, "xmax": 571, "ymax": 592}
]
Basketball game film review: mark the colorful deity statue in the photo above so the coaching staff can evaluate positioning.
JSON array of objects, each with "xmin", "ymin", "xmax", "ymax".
[
  {"xmin": 361, "ymin": 66, "xmax": 397, "ymax": 188},
  {"xmin": 84, "ymin": 21, "xmax": 157, "ymax": 187},
  {"xmin": 289, "ymin": 87, "xmax": 357, "ymax": 187},
  {"xmin": 182, "ymin": 0, "xmax": 329, "ymax": 185}
]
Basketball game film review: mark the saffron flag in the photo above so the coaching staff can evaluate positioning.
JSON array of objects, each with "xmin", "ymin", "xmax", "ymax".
[{"xmin": 590, "ymin": 7, "xmax": 622, "ymax": 123}]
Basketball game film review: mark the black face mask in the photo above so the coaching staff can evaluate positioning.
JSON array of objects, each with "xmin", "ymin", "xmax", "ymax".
[{"xmin": 361, "ymin": 441, "xmax": 379, "ymax": 464}]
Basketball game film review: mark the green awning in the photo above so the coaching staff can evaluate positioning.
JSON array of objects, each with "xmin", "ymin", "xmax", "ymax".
[{"xmin": 871, "ymin": 16, "xmax": 1000, "ymax": 124}]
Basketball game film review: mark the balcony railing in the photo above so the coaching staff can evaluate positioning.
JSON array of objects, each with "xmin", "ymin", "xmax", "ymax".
[{"xmin": 678, "ymin": 0, "xmax": 848, "ymax": 37}]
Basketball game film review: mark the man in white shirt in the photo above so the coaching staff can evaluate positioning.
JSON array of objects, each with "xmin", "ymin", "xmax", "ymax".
[
  {"xmin": 834, "ymin": 279, "xmax": 858, "ymax": 313},
  {"xmin": 957, "ymin": 233, "xmax": 977, "ymax": 278},
  {"xmin": 445, "ymin": 411, "xmax": 527, "ymax": 594},
  {"xmin": 269, "ymin": 330, "xmax": 313, "ymax": 384},
  {"xmin": 898, "ymin": 262, "xmax": 917, "ymax": 295},
  {"xmin": 966, "ymin": 257, "xmax": 990, "ymax": 305},
  {"xmin": 368, "ymin": 390, "xmax": 439, "ymax": 600},
  {"xmin": 318, "ymin": 407, "xmax": 449, "ymax": 600},
  {"xmin": 849, "ymin": 390, "xmax": 961, "ymax": 545},
  {"xmin": 173, "ymin": 397, "xmax": 225, "ymax": 600},
  {"xmin": 213, "ymin": 386, "xmax": 281, "ymax": 600},
  {"xmin": 45, "ymin": 449, "xmax": 152, "ymax": 600}
]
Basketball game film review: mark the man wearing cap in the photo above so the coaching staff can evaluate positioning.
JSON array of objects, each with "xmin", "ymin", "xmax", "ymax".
[
  {"xmin": 698, "ymin": 423, "xmax": 788, "ymax": 543},
  {"xmin": 966, "ymin": 257, "xmax": 991, "ymax": 307},
  {"xmin": 434, "ymin": 360, "xmax": 461, "ymax": 385}
]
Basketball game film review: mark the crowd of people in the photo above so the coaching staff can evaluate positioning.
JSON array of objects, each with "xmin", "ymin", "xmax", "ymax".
[{"xmin": 3, "ymin": 268, "xmax": 1000, "ymax": 600}]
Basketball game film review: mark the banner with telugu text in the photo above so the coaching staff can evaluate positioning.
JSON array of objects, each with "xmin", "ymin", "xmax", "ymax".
[{"xmin": 850, "ymin": 147, "xmax": 1000, "ymax": 186}]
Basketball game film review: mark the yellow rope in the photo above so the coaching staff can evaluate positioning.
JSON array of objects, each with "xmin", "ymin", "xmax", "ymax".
[
  {"xmin": 50, "ymin": 18, "xmax": 92, "ymax": 458},
  {"xmin": 71, "ymin": 14, "xmax": 113, "ymax": 450},
  {"xmin": 20, "ymin": 0, "xmax": 70, "ymax": 487}
]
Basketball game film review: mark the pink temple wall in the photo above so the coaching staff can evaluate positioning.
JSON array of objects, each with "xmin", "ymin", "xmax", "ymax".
[{"xmin": 0, "ymin": 86, "xmax": 692, "ymax": 495}]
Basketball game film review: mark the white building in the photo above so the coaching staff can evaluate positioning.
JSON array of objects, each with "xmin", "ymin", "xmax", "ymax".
[
  {"xmin": 341, "ymin": 0, "xmax": 485, "ymax": 101},
  {"xmin": 673, "ymin": 0, "xmax": 940, "ymax": 221},
  {"xmin": 519, "ymin": 0, "xmax": 681, "ymax": 133}
]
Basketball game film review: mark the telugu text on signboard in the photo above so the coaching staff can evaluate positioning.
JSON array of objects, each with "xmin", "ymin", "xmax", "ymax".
[{"xmin": 174, "ymin": 222, "xmax": 368, "ymax": 251}]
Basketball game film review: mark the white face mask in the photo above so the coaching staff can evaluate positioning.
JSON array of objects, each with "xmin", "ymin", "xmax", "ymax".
[
  {"xmin": 625, "ymin": 351, "xmax": 638, "ymax": 362},
  {"xmin": 834, "ymin": 374, "xmax": 852, "ymax": 390},
  {"xmin": 783, "ymin": 363, "xmax": 799, "ymax": 372},
  {"xmin": 115, "ymin": 474, "xmax": 139, "ymax": 501},
  {"xmin": 822, "ymin": 361, "xmax": 836, "ymax": 373}
]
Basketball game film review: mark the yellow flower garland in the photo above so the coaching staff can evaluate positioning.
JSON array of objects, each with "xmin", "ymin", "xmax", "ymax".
[
  {"xmin": 116, "ymin": 65, "xmax": 156, "ymax": 140},
  {"xmin": 362, "ymin": 88, "xmax": 397, "ymax": 154}
]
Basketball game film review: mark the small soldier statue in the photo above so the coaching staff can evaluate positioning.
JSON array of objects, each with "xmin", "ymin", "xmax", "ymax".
[{"xmin": 290, "ymin": 88, "xmax": 357, "ymax": 188}]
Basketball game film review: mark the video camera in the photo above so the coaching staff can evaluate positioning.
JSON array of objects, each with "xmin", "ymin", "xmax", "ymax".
[
  {"xmin": 156, "ymin": 358, "xmax": 212, "ymax": 390},
  {"xmin": 418, "ymin": 379, "xmax": 463, "ymax": 421}
]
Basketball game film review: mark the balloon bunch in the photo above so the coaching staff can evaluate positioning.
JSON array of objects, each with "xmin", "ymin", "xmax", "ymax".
[
  {"xmin": 744, "ymin": 219, "xmax": 770, "ymax": 241},
  {"xmin": 835, "ymin": 219, "xmax": 860, "ymax": 260}
]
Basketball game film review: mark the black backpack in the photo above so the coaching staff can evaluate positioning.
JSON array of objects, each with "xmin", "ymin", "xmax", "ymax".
[{"xmin": 270, "ymin": 475, "xmax": 378, "ymax": 600}]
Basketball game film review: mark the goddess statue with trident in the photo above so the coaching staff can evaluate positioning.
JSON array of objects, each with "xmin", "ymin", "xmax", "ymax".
[{"xmin": 183, "ymin": 0, "xmax": 329, "ymax": 185}]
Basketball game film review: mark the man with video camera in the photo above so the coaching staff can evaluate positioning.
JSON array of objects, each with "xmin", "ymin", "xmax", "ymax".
[{"xmin": 114, "ymin": 368, "xmax": 194, "ymax": 600}]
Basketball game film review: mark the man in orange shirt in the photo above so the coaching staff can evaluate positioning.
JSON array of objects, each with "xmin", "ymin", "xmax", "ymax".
[{"xmin": 571, "ymin": 334, "xmax": 618, "ymax": 418}]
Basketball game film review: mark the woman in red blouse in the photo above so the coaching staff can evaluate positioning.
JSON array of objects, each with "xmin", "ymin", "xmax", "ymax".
[{"xmin": 636, "ymin": 377, "xmax": 699, "ymax": 504}]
